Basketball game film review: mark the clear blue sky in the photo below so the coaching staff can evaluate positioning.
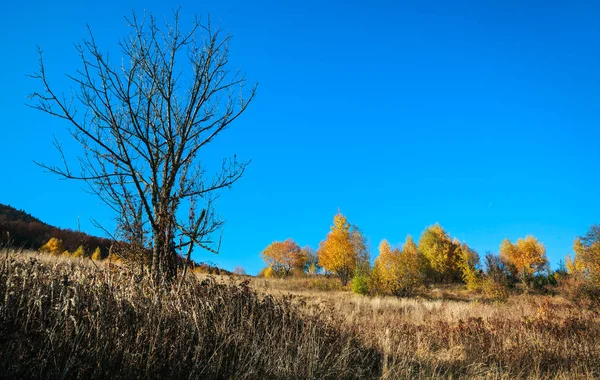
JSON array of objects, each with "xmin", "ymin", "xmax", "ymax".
[{"xmin": 1, "ymin": 0, "xmax": 599, "ymax": 275}]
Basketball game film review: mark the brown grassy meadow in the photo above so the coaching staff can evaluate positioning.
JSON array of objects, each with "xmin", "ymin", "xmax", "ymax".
[
  {"xmin": 253, "ymin": 276, "xmax": 600, "ymax": 378},
  {"xmin": 2, "ymin": 252, "xmax": 600, "ymax": 379}
]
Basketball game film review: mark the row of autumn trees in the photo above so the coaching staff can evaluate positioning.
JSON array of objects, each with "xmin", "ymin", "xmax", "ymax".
[
  {"xmin": 260, "ymin": 211, "xmax": 600, "ymax": 297},
  {"xmin": 38, "ymin": 237, "xmax": 104, "ymax": 260}
]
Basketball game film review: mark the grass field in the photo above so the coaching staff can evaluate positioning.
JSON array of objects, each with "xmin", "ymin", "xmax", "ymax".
[
  {"xmin": 254, "ymin": 276, "xmax": 600, "ymax": 378},
  {"xmin": 2, "ymin": 251, "xmax": 600, "ymax": 379}
]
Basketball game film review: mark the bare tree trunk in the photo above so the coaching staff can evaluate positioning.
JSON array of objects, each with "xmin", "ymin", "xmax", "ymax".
[{"xmin": 152, "ymin": 231, "xmax": 162, "ymax": 285}]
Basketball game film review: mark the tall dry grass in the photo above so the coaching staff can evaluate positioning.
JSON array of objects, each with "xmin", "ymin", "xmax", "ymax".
[
  {"xmin": 3, "ymin": 253, "xmax": 600, "ymax": 379},
  {"xmin": 0, "ymin": 253, "xmax": 379, "ymax": 379},
  {"xmin": 255, "ymin": 277, "xmax": 600, "ymax": 379}
]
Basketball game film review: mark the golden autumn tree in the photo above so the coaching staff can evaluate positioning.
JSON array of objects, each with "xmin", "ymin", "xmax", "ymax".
[
  {"xmin": 260, "ymin": 238, "xmax": 306, "ymax": 277},
  {"xmin": 397, "ymin": 235, "xmax": 424, "ymax": 294},
  {"xmin": 500, "ymin": 236, "xmax": 548, "ymax": 287},
  {"xmin": 565, "ymin": 253, "xmax": 586, "ymax": 279},
  {"xmin": 39, "ymin": 237, "xmax": 64, "ymax": 256},
  {"xmin": 417, "ymin": 224, "xmax": 461, "ymax": 283},
  {"xmin": 371, "ymin": 236, "xmax": 423, "ymax": 296},
  {"xmin": 71, "ymin": 245, "xmax": 86, "ymax": 259},
  {"xmin": 568, "ymin": 225, "xmax": 600, "ymax": 285},
  {"xmin": 370, "ymin": 239, "xmax": 396, "ymax": 294},
  {"xmin": 317, "ymin": 212, "xmax": 367, "ymax": 286},
  {"xmin": 91, "ymin": 247, "xmax": 103, "ymax": 261},
  {"xmin": 258, "ymin": 266, "xmax": 275, "ymax": 278},
  {"xmin": 456, "ymin": 243, "xmax": 481, "ymax": 291}
]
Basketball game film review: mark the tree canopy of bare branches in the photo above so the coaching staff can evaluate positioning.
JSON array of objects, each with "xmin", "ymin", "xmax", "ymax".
[{"xmin": 28, "ymin": 10, "xmax": 256, "ymax": 284}]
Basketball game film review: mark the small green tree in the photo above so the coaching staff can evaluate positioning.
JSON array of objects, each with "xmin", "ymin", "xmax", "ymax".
[{"xmin": 351, "ymin": 270, "xmax": 369, "ymax": 295}]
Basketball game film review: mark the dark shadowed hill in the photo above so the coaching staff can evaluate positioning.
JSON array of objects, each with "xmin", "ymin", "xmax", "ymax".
[
  {"xmin": 0, "ymin": 203, "xmax": 230, "ymax": 273},
  {"xmin": 0, "ymin": 204, "xmax": 47, "ymax": 225},
  {"xmin": 0, "ymin": 203, "xmax": 112, "ymax": 256}
]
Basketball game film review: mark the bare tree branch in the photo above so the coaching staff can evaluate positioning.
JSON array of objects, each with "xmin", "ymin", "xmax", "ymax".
[{"xmin": 29, "ymin": 9, "xmax": 256, "ymax": 284}]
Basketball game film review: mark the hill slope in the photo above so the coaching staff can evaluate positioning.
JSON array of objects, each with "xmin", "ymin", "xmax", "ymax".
[
  {"xmin": 0, "ymin": 203, "xmax": 230, "ymax": 273},
  {"xmin": 0, "ymin": 203, "xmax": 112, "ymax": 255}
]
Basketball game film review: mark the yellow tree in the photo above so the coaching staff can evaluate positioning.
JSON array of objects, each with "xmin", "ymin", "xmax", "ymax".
[
  {"xmin": 568, "ymin": 225, "xmax": 600, "ymax": 285},
  {"xmin": 371, "ymin": 239, "xmax": 397, "ymax": 294},
  {"xmin": 456, "ymin": 243, "xmax": 481, "ymax": 291},
  {"xmin": 396, "ymin": 235, "xmax": 423, "ymax": 295},
  {"xmin": 417, "ymin": 224, "xmax": 460, "ymax": 282},
  {"xmin": 91, "ymin": 247, "xmax": 103, "ymax": 261},
  {"xmin": 371, "ymin": 236, "xmax": 423, "ymax": 296},
  {"xmin": 39, "ymin": 237, "xmax": 64, "ymax": 256},
  {"xmin": 500, "ymin": 236, "xmax": 548, "ymax": 287},
  {"xmin": 317, "ymin": 212, "xmax": 366, "ymax": 286},
  {"xmin": 71, "ymin": 245, "xmax": 86, "ymax": 259},
  {"xmin": 260, "ymin": 238, "xmax": 306, "ymax": 277}
]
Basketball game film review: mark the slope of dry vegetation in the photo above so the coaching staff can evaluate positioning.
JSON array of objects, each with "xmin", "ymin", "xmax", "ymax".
[
  {"xmin": 254, "ymin": 277, "xmax": 600, "ymax": 379},
  {"xmin": 3, "ymin": 252, "xmax": 600, "ymax": 379},
  {"xmin": 0, "ymin": 252, "xmax": 379, "ymax": 379}
]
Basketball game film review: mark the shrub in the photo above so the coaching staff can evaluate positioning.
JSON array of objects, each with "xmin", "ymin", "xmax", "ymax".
[
  {"xmin": 481, "ymin": 276, "xmax": 510, "ymax": 302},
  {"xmin": 352, "ymin": 272, "xmax": 369, "ymax": 295},
  {"xmin": 259, "ymin": 266, "xmax": 275, "ymax": 278}
]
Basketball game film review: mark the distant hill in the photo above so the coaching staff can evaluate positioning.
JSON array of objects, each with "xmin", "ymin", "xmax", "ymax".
[
  {"xmin": 0, "ymin": 204, "xmax": 47, "ymax": 225},
  {"xmin": 0, "ymin": 203, "xmax": 231, "ymax": 274},
  {"xmin": 0, "ymin": 203, "xmax": 112, "ymax": 256}
]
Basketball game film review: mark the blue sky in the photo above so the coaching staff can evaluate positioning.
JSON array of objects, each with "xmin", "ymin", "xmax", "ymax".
[{"xmin": 1, "ymin": 1, "xmax": 599, "ymax": 274}]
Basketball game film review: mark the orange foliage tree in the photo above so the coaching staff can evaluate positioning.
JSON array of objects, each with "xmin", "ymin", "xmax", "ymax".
[
  {"xmin": 500, "ymin": 236, "xmax": 548, "ymax": 287},
  {"xmin": 317, "ymin": 212, "xmax": 368, "ymax": 286},
  {"xmin": 260, "ymin": 238, "xmax": 306, "ymax": 277}
]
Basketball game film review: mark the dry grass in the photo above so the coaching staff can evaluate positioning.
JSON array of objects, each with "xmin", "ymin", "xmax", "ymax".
[
  {"xmin": 0, "ymin": 252, "xmax": 379, "ymax": 379},
  {"xmin": 3, "ymin": 253, "xmax": 600, "ymax": 379},
  {"xmin": 254, "ymin": 277, "xmax": 600, "ymax": 379}
]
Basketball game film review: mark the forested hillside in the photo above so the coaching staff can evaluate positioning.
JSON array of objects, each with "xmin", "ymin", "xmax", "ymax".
[{"xmin": 0, "ymin": 203, "xmax": 112, "ymax": 255}]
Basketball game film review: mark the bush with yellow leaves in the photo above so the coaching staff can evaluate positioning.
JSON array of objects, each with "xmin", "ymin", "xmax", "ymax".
[
  {"xmin": 39, "ymin": 238, "xmax": 64, "ymax": 256},
  {"xmin": 71, "ymin": 245, "xmax": 85, "ymax": 259},
  {"xmin": 91, "ymin": 247, "xmax": 102, "ymax": 261}
]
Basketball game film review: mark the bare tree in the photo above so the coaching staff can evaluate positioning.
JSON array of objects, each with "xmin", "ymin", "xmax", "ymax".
[{"xmin": 28, "ymin": 10, "xmax": 256, "ymax": 284}]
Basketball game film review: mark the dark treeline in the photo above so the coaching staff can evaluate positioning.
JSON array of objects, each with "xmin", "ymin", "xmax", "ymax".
[
  {"xmin": 0, "ymin": 204, "xmax": 231, "ymax": 274},
  {"xmin": 0, "ymin": 203, "xmax": 112, "ymax": 256}
]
